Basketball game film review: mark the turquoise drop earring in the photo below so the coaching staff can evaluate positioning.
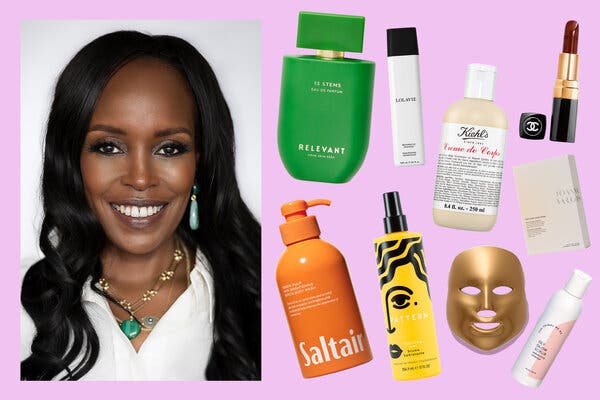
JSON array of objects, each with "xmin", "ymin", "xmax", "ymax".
[{"xmin": 189, "ymin": 183, "xmax": 199, "ymax": 230}]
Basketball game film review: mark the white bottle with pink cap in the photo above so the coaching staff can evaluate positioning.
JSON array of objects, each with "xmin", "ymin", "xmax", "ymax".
[{"xmin": 512, "ymin": 269, "xmax": 592, "ymax": 388}]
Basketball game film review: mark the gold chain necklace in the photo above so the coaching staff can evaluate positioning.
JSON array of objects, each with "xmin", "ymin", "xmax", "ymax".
[{"xmin": 98, "ymin": 241, "xmax": 185, "ymax": 340}]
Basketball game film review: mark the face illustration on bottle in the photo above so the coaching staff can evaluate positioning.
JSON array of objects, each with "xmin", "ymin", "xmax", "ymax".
[
  {"xmin": 377, "ymin": 238, "xmax": 431, "ymax": 359},
  {"xmin": 383, "ymin": 281, "xmax": 430, "ymax": 359},
  {"xmin": 447, "ymin": 246, "xmax": 528, "ymax": 352}
]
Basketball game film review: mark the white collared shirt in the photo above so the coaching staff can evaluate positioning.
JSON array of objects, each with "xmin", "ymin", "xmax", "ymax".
[{"xmin": 21, "ymin": 251, "xmax": 214, "ymax": 380}]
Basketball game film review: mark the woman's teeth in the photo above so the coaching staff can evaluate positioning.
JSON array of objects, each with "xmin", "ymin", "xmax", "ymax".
[{"xmin": 112, "ymin": 204, "xmax": 164, "ymax": 218}]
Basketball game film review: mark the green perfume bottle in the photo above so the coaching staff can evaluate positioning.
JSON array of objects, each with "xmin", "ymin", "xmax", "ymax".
[{"xmin": 278, "ymin": 12, "xmax": 375, "ymax": 183}]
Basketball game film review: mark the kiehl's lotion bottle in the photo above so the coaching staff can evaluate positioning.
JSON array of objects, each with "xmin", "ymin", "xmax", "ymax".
[
  {"xmin": 373, "ymin": 192, "xmax": 441, "ymax": 380},
  {"xmin": 387, "ymin": 27, "xmax": 425, "ymax": 166},
  {"xmin": 278, "ymin": 12, "xmax": 375, "ymax": 183},
  {"xmin": 433, "ymin": 64, "xmax": 508, "ymax": 231},
  {"xmin": 276, "ymin": 199, "xmax": 372, "ymax": 378},
  {"xmin": 512, "ymin": 269, "xmax": 591, "ymax": 388}
]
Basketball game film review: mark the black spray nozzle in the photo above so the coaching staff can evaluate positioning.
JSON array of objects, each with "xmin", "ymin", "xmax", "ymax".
[{"xmin": 383, "ymin": 191, "xmax": 407, "ymax": 233}]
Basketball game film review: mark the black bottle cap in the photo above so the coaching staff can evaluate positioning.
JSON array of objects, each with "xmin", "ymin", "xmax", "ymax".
[
  {"xmin": 387, "ymin": 27, "xmax": 419, "ymax": 57},
  {"xmin": 383, "ymin": 192, "xmax": 408, "ymax": 233},
  {"xmin": 519, "ymin": 113, "xmax": 546, "ymax": 140}
]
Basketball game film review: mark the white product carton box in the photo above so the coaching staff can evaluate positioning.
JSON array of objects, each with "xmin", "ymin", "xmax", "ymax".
[{"xmin": 513, "ymin": 155, "xmax": 590, "ymax": 255}]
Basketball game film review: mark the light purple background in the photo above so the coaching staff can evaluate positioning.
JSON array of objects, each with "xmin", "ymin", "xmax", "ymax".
[{"xmin": 4, "ymin": 0, "xmax": 598, "ymax": 397}]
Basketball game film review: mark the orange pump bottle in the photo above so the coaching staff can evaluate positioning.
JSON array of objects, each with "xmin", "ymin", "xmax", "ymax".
[{"xmin": 276, "ymin": 199, "xmax": 372, "ymax": 378}]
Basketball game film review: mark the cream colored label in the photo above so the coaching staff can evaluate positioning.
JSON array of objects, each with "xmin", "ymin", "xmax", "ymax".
[{"xmin": 433, "ymin": 123, "xmax": 506, "ymax": 215}]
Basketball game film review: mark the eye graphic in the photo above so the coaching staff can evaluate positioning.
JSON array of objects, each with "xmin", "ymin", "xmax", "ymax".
[
  {"xmin": 391, "ymin": 293, "xmax": 411, "ymax": 309},
  {"xmin": 384, "ymin": 286, "xmax": 414, "ymax": 334},
  {"xmin": 492, "ymin": 286, "xmax": 513, "ymax": 295},
  {"xmin": 460, "ymin": 286, "xmax": 481, "ymax": 295}
]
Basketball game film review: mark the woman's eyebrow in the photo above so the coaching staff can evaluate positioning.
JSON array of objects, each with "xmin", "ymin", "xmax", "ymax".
[
  {"xmin": 155, "ymin": 127, "xmax": 192, "ymax": 137},
  {"xmin": 88, "ymin": 124, "xmax": 126, "ymax": 135},
  {"xmin": 87, "ymin": 125, "xmax": 192, "ymax": 137}
]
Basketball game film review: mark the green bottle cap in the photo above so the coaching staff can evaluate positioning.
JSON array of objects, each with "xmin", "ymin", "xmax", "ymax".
[{"xmin": 296, "ymin": 11, "xmax": 365, "ymax": 53}]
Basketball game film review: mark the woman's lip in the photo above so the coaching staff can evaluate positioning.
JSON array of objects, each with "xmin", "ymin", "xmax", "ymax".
[{"xmin": 110, "ymin": 202, "xmax": 168, "ymax": 229}]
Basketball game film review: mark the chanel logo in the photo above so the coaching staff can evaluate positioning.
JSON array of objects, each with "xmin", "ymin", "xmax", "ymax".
[
  {"xmin": 522, "ymin": 116, "xmax": 543, "ymax": 137},
  {"xmin": 526, "ymin": 120, "xmax": 540, "ymax": 132}
]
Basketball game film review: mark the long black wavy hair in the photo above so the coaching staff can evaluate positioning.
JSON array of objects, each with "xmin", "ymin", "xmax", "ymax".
[{"xmin": 21, "ymin": 31, "xmax": 261, "ymax": 380}]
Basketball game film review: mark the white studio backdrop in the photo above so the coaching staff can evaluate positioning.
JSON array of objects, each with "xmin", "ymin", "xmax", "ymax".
[{"xmin": 20, "ymin": 20, "xmax": 261, "ymax": 262}]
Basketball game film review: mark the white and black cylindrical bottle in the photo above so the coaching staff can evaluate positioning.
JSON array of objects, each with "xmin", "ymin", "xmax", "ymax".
[
  {"xmin": 512, "ymin": 269, "xmax": 592, "ymax": 388},
  {"xmin": 387, "ymin": 27, "xmax": 424, "ymax": 166}
]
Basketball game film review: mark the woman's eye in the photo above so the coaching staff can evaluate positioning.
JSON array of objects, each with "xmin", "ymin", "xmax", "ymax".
[
  {"xmin": 155, "ymin": 143, "xmax": 189, "ymax": 157},
  {"xmin": 91, "ymin": 142, "xmax": 123, "ymax": 155},
  {"xmin": 391, "ymin": 293, "xmax": 411, "ymax": 309}
]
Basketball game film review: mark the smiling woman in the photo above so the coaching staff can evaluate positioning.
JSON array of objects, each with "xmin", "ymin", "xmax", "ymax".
[
  {"xmin": 20, "ymin": 31, "xmax": 261, "ymax": 380},
  {"xmin": 81, "ymin": 57, "xmax": 198, "ymax": 256}
]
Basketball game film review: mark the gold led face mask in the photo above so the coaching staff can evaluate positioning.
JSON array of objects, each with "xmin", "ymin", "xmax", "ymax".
[{"xmin": 447, "ymin": 246, "xmax": 528, "ymax": 352}]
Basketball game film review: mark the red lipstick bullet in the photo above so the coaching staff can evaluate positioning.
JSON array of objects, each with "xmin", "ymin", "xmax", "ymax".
[{"xmin": 550, "ymin": 20, "xmax": 580, "ymax": 143}]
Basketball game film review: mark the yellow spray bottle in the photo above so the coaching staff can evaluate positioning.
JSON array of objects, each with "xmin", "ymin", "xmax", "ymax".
[{"xmin": 373, "ymin": 191, "xmax": 441, "ymax": 380}]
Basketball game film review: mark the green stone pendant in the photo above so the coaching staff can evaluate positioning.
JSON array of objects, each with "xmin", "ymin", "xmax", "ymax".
[{"xmin": 120, "ymin": 319, "xmax": 141, "ymax": 340}]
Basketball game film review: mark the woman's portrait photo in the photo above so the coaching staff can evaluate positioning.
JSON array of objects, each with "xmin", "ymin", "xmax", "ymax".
[{"xmin": 20, "ymin": 20, "xmax": 261, "ymax": 381}]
